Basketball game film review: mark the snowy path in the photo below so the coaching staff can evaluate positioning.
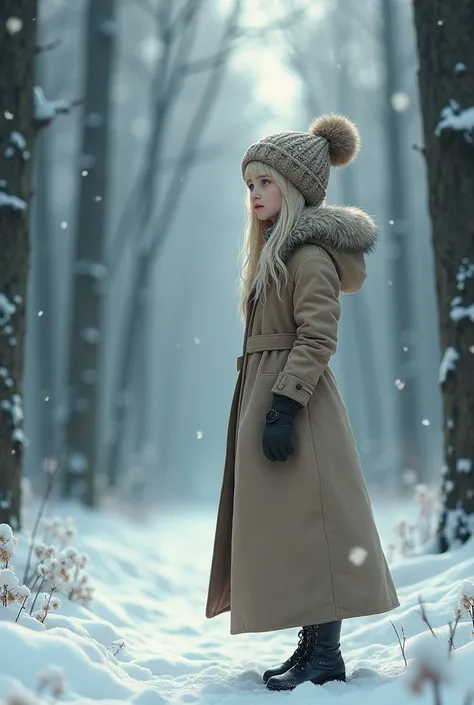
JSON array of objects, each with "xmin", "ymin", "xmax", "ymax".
[{"xmin": 1, "ymin": 499, "xmax": 473, "ymax": 704}]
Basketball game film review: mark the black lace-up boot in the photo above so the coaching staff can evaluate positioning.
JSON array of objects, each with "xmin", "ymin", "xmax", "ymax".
[
  {"xmin": 262, "ymin": 627, "xmax": 309, "ymax": 684},
  {"xmin": 265, "ymin": 621, "xmax": 346, "ymax": 691}
]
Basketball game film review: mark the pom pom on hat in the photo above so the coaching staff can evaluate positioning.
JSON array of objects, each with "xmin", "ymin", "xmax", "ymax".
[{"xmin": 309, "ymin": 114, "xmax": 360, "ymax": 167}]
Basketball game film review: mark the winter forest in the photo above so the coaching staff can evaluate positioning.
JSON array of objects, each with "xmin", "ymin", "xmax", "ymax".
[{"xmin": 0, "ymin": 0, "xmax": 474, "ymax": 703}]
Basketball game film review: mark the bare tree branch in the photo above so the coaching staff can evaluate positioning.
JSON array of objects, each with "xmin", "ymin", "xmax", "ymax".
[
  {"xmin": 33, "ymin": 88, "xmax": 84, "ymax": 131},
  {"xmin": 133, "ymin": 0, "xmax": 156, "ymax": 20},
  {"xmin": 106, "ymin": 0, "xmax": 206, "ymax": 272},
  {"xmin": 182, "ymin": 49, "xmax": 229, "ymax": 75},
  {"xmin": 171, "ymin": 0, "xmax": 200, "ymax": 37},
  {"xmin": 140, "ymin": 0, "xmax": 243, "ymax": 260},
  {"xmin": 103, "ymin": 0, "xmax": 245, "ymax": 485}
]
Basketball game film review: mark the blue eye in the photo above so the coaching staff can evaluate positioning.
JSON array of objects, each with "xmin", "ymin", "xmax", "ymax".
[
  {"xmin": 248, "ymin": 183, "xmax": 254, "ymax": 191},
  {"xmin": 262, "ymin": 178, "xmax": 270, "ymax": 186}
]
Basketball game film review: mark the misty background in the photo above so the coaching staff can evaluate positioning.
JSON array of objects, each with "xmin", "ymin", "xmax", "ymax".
[{"xmin": 23, "ymin": 0, "xmax": 441, "ymax": 509}]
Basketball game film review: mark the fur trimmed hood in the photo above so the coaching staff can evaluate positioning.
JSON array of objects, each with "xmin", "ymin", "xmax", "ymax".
[
  {"xmin": 266, "ymin": 204, "xmax": 378, "ymax": 294},
  {"xmin": 284, "ymin": 204, "xmax": 377, "ymax": 258}
]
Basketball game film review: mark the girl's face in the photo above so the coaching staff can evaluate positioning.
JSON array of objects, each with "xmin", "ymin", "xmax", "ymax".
[{"xmin": 247, "ymin": 174, "xmax": 282, "ymax": 222}]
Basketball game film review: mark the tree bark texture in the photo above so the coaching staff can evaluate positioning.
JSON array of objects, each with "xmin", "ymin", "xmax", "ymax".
[
  {"xmin": 412, "ymin": 0, "xmax": 474, "ymax": 550},
  {"xmin": 64, "ymin": 0, "xmax": 116, "ymax": 505},
  {"xmin": 0, "ymin": 1, "xmax": 38, "ymax": 528}
]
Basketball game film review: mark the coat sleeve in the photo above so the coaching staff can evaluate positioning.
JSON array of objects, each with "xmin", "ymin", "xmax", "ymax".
[{"xmin": 271, "ymin": 251, "xmax": 341, "ymax": 407}]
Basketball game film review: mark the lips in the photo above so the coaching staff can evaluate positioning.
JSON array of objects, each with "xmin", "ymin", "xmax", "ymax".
[{"xmin": 254, "ymin": 204, "xmax": 263, "ymax": 210}]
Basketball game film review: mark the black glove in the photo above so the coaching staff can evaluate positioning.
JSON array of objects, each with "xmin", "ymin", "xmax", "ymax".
[{"xmin": 262, "ymin": 394, "xmax": 303, "ymax": 462}]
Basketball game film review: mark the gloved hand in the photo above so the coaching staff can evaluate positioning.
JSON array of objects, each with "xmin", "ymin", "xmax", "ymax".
[{"xmin": 262, "ymin": 394, "xmax": 303, "ymax": 462}]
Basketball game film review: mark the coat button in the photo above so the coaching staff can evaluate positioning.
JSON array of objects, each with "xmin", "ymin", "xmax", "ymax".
[{"xmin": 296, "ymin": 383, "xmax": 302, "ymax": 390}]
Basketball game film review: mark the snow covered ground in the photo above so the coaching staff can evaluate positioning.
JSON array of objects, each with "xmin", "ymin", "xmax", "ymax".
[{"xmin": 1, "ymin": 492, "xmax": 473, "ymax": 705}]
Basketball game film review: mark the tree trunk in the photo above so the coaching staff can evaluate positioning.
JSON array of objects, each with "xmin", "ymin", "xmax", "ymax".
[
  {"xmin": 381, "ymin": 0, "xmax": 423, "ymax": 488},
  {"xmin": 333, "ymin": 4, "xmax": 385, "ymax": 485},
  {"xmin": 412, "ymin": 0, "xmax": 474, "ymax": 550},
  {"xmin": 64, "ymin": 0, "xmax": 117, "ymax": 505},
  {"xmin": 0, "ymin": 0, "xmax": 38, "ymax": 528},
  {"xmin": 32, "ymin": 117, "xmax": 55, "ymax": 471}
]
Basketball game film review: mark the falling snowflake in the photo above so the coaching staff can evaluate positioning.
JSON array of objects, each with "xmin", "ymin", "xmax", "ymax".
[
  {"xmin": 196, "ymin": 431, "xmax": 203, "ymax": 440},
  {"xmin": 6, "ymin": 17, "xmax": 23, "ymax": 34},
  {"xmin": 349, "ymin": 547, "xmax": 368, "ymax": 567},
  {"xmin": 403, "ymin": 469, "xmax": 418, "ymax": 486},
  {"xmin": 391, "ymin": 92, "xmax": 410, "ymax": 112}
]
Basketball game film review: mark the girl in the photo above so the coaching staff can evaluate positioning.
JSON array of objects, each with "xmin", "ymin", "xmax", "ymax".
[{"xmin": 206, "ymin": 114, "xmax": 399, "ymax": 692}]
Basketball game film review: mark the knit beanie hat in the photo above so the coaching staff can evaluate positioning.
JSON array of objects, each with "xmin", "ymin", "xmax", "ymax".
[{"xmin": 241, "ymin": 114, "xmax": 360, "ymax": 207}]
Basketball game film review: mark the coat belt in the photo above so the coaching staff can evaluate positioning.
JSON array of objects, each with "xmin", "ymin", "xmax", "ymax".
[
  {"xmin": 246, "ymin": 333, "xmax": 297, "ymax": 353},
  {"xmin": 237, "ymin": 334, "xmax": 297, "ymax": 371}
]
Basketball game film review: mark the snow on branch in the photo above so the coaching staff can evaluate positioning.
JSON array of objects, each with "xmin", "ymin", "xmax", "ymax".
[
  {"xmin": 0, "ymin": 192, "xmax": 27, "ymax": 212},
  {"xmin": 435, "ymin": 99, "xmax": 474, "ymax": 143},
  {"xmin": 33, "ymin": 87, "xmax": 83, "ymax": 129},
  {"xmin": 450, "ymin": 301, "xmax": 474, "ymax": 323},
  {"xmin": 439, "ymin": 346, "xmax": 460, "ymax": 385}
]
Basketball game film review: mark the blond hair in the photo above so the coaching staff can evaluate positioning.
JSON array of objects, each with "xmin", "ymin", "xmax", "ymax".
[{"xmin": 239, "ymin": 161, "xmax": 305, "ymax": 319}]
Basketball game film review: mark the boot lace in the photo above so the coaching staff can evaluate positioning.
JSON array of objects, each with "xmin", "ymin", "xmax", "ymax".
[
  {"xmin": 290, "ymin": 627, "xmax": 307, "ymax": 660},
  {"xmin": 293, "ymin": 625, "xmax": 319, "ymax": 673}
]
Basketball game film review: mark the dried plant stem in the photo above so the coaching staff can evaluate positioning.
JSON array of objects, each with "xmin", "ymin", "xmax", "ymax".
[
  {"xmin": 28, "ymin": 573, "xmax": 41, "ymax": 593},
  {"xmin": 41, "ymin": 586, "xmax": 56, "ymax": 623},
  {"xmin": 111, "ymin": 640, "xmax": 125, "ymax": 657},
  {"xmin": 390, "ymin": 620, "xmax": 408, "ymax": 667},
  {"xmin": 418, "ymin": 596, "xmax": 437, "ymax": 638},
  {"xmin": 29, "ymin": 576, "xmax": 46, "ymax": 615},
  {"xmin": 68, "ymin": 564, "xmax": 80, "ymax": 600},
  {"xmin": 22, "ymin": 465, "xmax": 58, "ymax": 584},
  {"xmin": 15, "ymin": 592, "xmax": 31, "ymax": 623},
  {"xmin": 448, "ymin": 613, "xmax": 461, "ymax": 655},
  {"xmin": 432, "ymin": 681, "xmax": 442, "ymax": 705}
]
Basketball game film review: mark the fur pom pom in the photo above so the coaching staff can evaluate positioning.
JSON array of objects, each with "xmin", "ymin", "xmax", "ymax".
[{"xmin": 309, "ymin": 114, "xmax": 360, "ymax": 167}]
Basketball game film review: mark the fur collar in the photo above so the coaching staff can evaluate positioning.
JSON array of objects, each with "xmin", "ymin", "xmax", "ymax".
[{"xmin": 265, "ymin": 204, "xmax": 378, "ymax": 263}]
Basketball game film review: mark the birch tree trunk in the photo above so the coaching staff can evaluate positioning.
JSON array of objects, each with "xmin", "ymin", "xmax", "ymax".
[
  {"xmin": 0, "ymin": 0, "xmax": 38, "ymax": 528},
  {"xmin": 412, "ymin": 0, "xmax": 474, "ymax": 550}
]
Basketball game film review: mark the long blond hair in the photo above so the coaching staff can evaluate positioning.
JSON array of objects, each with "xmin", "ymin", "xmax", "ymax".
[{"xmin": 239, "ymin": 161, "xmax": 306, "ymax": 319}]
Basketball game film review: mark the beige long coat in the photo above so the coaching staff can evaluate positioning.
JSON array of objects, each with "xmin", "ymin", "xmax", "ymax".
[{"xmin": 206, "ymin": 205, "xmax": 399, "ymax": 635}]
